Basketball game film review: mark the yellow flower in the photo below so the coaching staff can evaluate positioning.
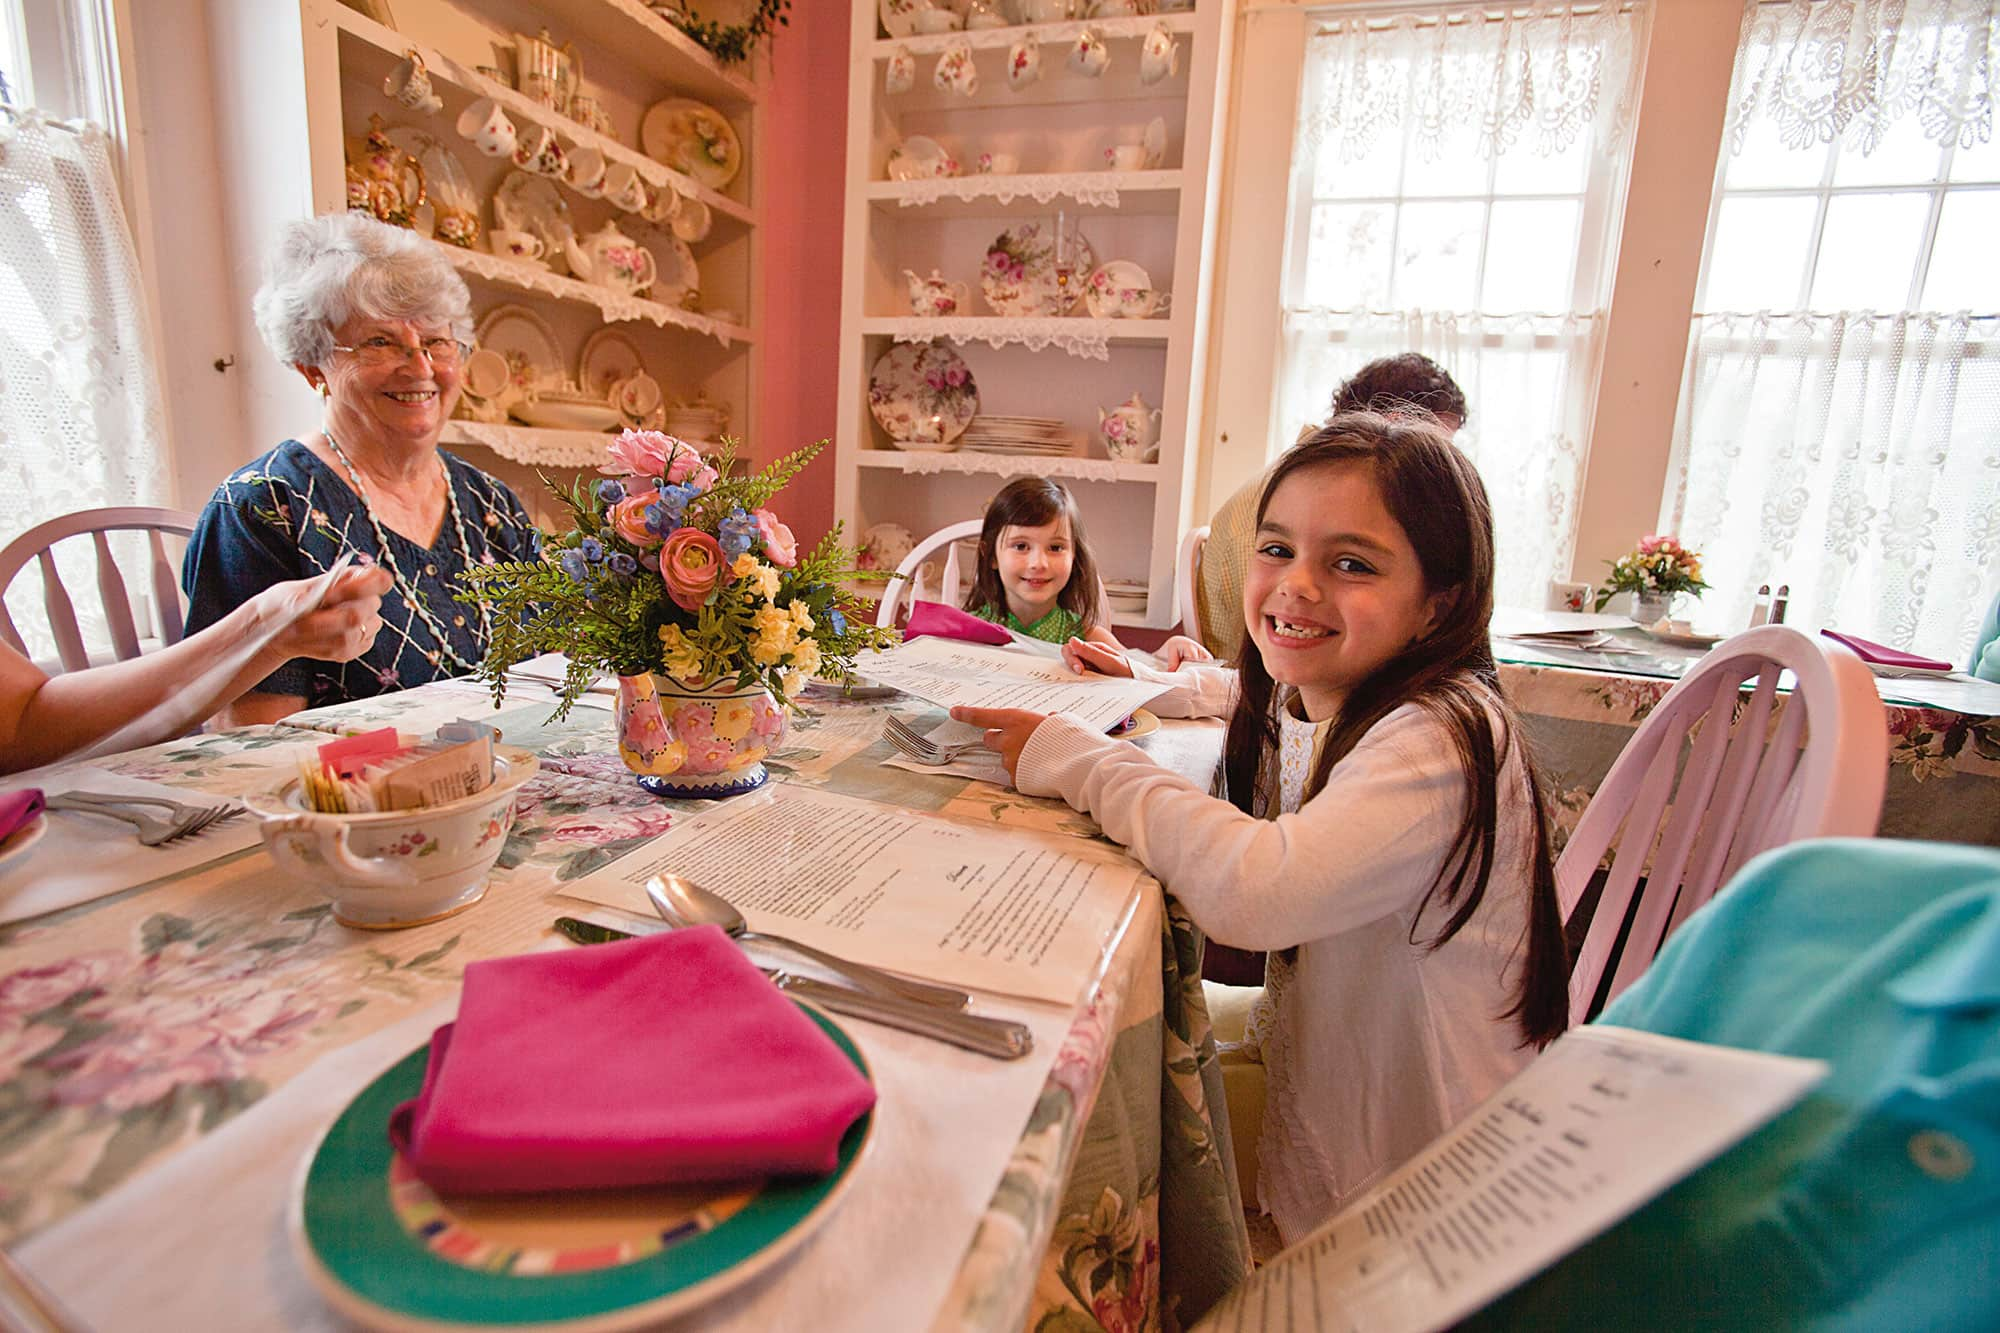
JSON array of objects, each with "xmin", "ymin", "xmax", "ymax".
[
  {"xmin": 732, "ymin": 552, "xmax": 781, "ymax": 602},
  {"xmin": 751, "ymin": 605, "xmax": 797, "ymax": 666},
  {"xmin": 731, "ymin": 551, "xmax": 759, "ymax": 579},
  {"xmin": 788, "ymin": 638, "xmax": 822, "ymax": 679},
  {"xmin": 657, "ymin": 624, "xmax": 707, "ymax": 681},
  {"xmin": 782, "ymin": 668, "xmax": 808, "ymax": 700},
  {"xmin": 788, "ymin": 601, "xmax": 815, "ymax": 634}
]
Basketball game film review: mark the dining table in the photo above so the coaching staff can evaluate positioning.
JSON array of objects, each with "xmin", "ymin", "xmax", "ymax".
[
  {"xmin": 1493, "ymin": 625, "xmax": 2000, "ymax": 851},
  {"xmin": 0, "ymin": 675, "xmax": 1251, "ymax": 1332}
]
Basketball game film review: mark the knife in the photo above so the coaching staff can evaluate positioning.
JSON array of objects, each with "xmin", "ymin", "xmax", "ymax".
[{"xmin": 552, "ymin": 918, "xmax": 1033, "ymax": 1061}]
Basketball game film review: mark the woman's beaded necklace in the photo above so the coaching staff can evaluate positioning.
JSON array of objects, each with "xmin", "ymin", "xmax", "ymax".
[{"xmin": 322, "ymin": 431, "xmax": 492, "ymax": 673}]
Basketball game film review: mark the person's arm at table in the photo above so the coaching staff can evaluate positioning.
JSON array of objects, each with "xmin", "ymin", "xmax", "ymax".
[
  {"xmin": 1057, "ymin": 637, "xmax": 1236, "ymax": 719},
  {"xmin": 0, "ymin": 564, "xmax": 392, "ymax": 775}
]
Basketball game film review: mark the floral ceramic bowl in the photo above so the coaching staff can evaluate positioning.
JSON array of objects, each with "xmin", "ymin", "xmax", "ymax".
[{"xmin": 246, "ymin": 747, "xmax": 538, "ymax": 930}]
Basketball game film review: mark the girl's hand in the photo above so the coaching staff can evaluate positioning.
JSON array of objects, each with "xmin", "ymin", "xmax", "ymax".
[
  {"xmin": 949, "ymin": 705, "xmax": 1046, "ymax": 782},
  {"xmin": 1157, "ymin": 635, "xmax": 1214, "ymax": 670},
  {"xmin": 1061, "ymin": 637, "xmax": 1133, "ymax": 678},
  {"xmin": 273, "ymin": 564, "xmax": 394, "ymax": 662}
]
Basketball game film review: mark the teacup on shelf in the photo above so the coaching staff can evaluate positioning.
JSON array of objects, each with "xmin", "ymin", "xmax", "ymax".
[
  {"xmin": 978, "ymin": 150, "xmax": 1019, "ymax": 174},
  {"xmin": 382, "ymin": 51, "xmax": 443, "ymax": 116},
  {"xmin": 914, "ymin": 7, "xmax": 964, "ymax": 33},
  {"xmin": 1006, "ymin": 33, "xmax": 1041, "ymax": 91},
  {"xmin": 934, "ymin": 39, "xmax": 978, "ymax": 97},
  {"xmin": 566, "ymin": 145, "xmax": 608, "ymax": 197},
  {"xmin": 1069, "ymin": 27, "xmax": 1110, "ymax": 78},
  {"xmin": 886, "ymin": 44, "xmax": 916, "ymax": 95},
  {"xmin": 489, "ymin": 228, "xmax": 547, "ymax": 266},
  {"xmin": 456, "ymin": 98, "xmax": 516, "ymax": 158},
  {"xmin": 1084, "ymin": 260, "xmax": 1172, "ymax": 319},
  {"xmin": 1139, "ymin": 22, "xmax": 1180, "ymax": 85},
  {"xmin": 1105, "ymin": 144, "xmax": 1147, "ymax": 171}
]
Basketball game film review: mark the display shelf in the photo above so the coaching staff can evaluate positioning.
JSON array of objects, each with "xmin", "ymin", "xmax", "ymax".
[
  {"xmin": 438, "ymin": 242, "xmax": 753, "ymax": 344},
  {"xmin": 856, "ymin": 450, "xmax": 1159, "ymax": 483},
  {"xmin": 868, "ymin": 171, "xmax": 1181, "ymax": 215},
  {"xmin": 870, "ymin": 12, "xmax": 1197, "ymax": 58}
]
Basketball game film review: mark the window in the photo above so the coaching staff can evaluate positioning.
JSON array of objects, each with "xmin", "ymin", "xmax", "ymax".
[
  {"xmin": 1272, "ymin": 3, "xmax": 1646, "ymax": 610},
  {"xmin": 1668, "ymin": 0, "xmax": 2000, "ymax": 661}
]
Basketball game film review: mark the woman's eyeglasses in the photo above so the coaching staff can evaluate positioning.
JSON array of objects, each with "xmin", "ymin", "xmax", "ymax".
[{"xmin": 332, "ymin": 336, "xmax": 471, "ymax": 368}]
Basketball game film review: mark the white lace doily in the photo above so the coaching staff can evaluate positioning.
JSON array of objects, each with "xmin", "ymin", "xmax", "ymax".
[
  {"xmin": 438, "ymin": 246, "xmax": 743, "ymax": 347},
  {"xmin": 861, "ymin": 449, "xmax": 1130, "ymax": 483},
  {"xmin": 876, "ymin": 317, "xmax": 1113, "ymax": 360},
  {"xmin": 883, "ymin": 171, "xmax": 1171, "ymax": 210},
  {"xmin": 441, "ymin": 421, "xmax": 612, "ymax": 468},
  {"xmin": 874, "ymin": 11, "xmax": 1195, "ymax": 56}
]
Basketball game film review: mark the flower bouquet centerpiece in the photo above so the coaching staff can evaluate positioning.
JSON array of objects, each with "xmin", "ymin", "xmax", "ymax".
[
  {"xmin": 464, "ymin": 432, "xmax": 895, "ymax": 798},
  {"xmin": 1596, "ymin": 534, "xmax": 1709, "ymax": 625}
]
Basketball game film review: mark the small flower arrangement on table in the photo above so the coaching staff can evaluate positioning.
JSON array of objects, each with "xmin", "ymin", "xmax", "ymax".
[
  {"xmin": 1596, "ymin": 534, "xmax": 1710, "ymax": 616},
  {"xmin": 462, "ymin": 432, "xmax": 894, "ymax": 796}
]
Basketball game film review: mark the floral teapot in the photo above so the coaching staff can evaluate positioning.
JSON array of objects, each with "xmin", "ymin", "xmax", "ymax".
[
  {"xmin": 1097, "ymin": 393, "xmax": 1162, "ymax": 462},
  {"xmin": 344, "ymin": 114, "xmax": 426, "ymax": 229},
  {"xmin": 562, "ymin": 221, "xmax": 658, "ymax": 297},
  {"xmin": 903, "ymin": 268, "xmax": 970, "ymax": 317}
]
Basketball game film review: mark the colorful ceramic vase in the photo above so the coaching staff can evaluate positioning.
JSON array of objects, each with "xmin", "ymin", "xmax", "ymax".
[{"xmin": 615, "ymin": 673, "xmax": 788, "ymax": 799}]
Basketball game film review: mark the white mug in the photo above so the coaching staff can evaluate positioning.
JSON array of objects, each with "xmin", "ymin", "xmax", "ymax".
[
  {"xmin": 1548, "ymin": 580, "xmax": 1595, "ymax": 614},
  {"xmin": 455, "ymin": 98, "xmax": 516, "ymax": 158},
  {"xmin": 886, "ymin": 44, "xmax": 916, "ymax": 96},
  {"xmin": 383, "ymin": 52, "xmax": 443, "ymax": 115},
  {"xmin": 1069, "ymin": 28, "xmax": 1110, "ymax": 78}
]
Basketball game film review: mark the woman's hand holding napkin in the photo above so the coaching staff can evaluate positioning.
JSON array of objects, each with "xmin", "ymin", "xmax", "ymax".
[
  {"xmin": 389, "ymin": 925, "xmax": 876, "ymax": 1195},
  {"xmin": 903, "ymin": 601, "xmax": 1012, "ymax": 647}
]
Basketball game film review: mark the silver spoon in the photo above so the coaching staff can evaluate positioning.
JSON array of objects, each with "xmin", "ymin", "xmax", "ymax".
[{"xmin": 645, "ymin": 874, "xmax": 972, "ymax": 1010}]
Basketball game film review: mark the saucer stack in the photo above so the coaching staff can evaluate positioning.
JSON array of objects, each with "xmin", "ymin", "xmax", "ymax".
[
  {"xmin": 960, "ymin": 415, "xmax": 1081, "ymax": 457},
  {"xmin": 1103, "ymin": 579, "xmax": 1148, "ymax": 621}
]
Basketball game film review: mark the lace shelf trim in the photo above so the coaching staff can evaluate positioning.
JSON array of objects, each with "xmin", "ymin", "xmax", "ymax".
[
  {"xmin": 871, "ymin": 11, "xmax": 1197, "ymax": 58},
  {"xmin": 858, "ymin": 449, "xmax": 1148, "ymax": 484},
  {"xmin": 873, "ymin": 317, "xmax": 1133, "ymax": 359},
  {"xmin": 440, "ymin": 421, "xmax": 612, "ymax": 468},
  {"xmin": 880, "ymin": 171, "xmax": 1177, "ymax": 209},
  {"xmin": 435, "ymin": 244, "xmax": 750, "ymax": 347}
]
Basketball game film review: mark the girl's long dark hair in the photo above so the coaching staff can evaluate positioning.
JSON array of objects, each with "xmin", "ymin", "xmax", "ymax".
[
  {"xmin": 962, "ymin": 477, "xmax": 1103, "ymax": 633},
  {"xmin": 1220, "ymin": 414, "xmax": 1569, "ymax": 1048}
]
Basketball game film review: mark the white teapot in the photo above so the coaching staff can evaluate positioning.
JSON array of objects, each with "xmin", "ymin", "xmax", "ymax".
[
  {"xmin": 562, "ymin": 220, "xmax": 658, "ymax": 296},
  {"xmin": 904, "ymin": 268, "xmax": 970, "ymax": 317},
  {"xmin": 1097, "ymin": 393, "xmax": 1162, "ymax": 462}
]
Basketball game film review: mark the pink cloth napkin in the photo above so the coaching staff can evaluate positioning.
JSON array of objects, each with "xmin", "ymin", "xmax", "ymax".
[
  {"xmin": 903, "ymin": 600, "xmax": 1011, "ymax": 646},
  {"xmin": 1820, "ymin": 629, "xmax": 1952, "ymax": 672},
  {"xmin": 0, "ymin": 789, "xmax": 44, "ymax": 841},
  {"xmin": 388, "ymin": 925, "xmax": 876, "ymax": 1194}
]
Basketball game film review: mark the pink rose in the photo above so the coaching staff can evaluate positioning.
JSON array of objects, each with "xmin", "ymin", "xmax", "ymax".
[
  {"xmin": 688, "ymin": 464, "xmax": 719, "ymax": 493},
  {"xmin": 601, "ymin": 429, "xmax": 676, "ymax": 478},
  {"xmin": 660, "ymin": 528, "xmax": 725, "ymax": 611},
  {"xmin": 610, "ymin": 492, "xmax": 660, "ymax": 547},
  {"xmin": 754, "ymin": 509, "xmax": 798, "ymax": 567}
]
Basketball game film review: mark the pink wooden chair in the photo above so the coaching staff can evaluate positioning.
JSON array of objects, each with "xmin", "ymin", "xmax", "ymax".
[
  {"xmin": 0, "ymin": 507, "xmax": 198, "ymax": 673},
  {"xmin": 1176, "ymin": 524, "xmax": 1208, "ymax": 640},
  {"xmin": 873, "ymin": 519, "xmax": 985, "ymax": 629},
  {"xmin": 1559, "ymin": 624, "xmax": 1886, "ymax": 1023}
]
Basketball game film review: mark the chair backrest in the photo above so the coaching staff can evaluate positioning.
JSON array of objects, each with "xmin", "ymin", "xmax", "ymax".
[
  {"xmin": 873, "ymin": 519, "xmax": 985, "ymax": 628},
  {"xmin": 1176, "ymin": 525, "xmax": 1209, "ymax": 641},
  {"xmin": 0, "ymin": 506, "xmax": 198, "ymax": 674},
  {"xmin": 1557, "ymin": 624, "xmax": 1886, "ymax": 1024}
]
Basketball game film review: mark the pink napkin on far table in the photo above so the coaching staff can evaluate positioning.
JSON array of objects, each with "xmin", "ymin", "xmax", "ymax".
[
  {"xmin": 388, "ymin": 925, "xmax": 876, "ymax": 1195},
  {"xmin": 903, "ymin": 599, "xmax": 1011, "ymax": 646},
  {"xmin": 0, "ymin": 789, "xmax": 44, "ymax": 841},
  {"xmin": 1820, "ymin": 629, "xmax": 1953, "ymax": 672}
]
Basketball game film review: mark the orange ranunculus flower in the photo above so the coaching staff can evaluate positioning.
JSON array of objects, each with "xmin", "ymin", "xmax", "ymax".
[
  {"xmin": 610, "ymin": 492, "xmax": 661, "ymax": 548},
  {"xmin": 660, "ymin": 528, "xmax": 725, "ymax": 611}
]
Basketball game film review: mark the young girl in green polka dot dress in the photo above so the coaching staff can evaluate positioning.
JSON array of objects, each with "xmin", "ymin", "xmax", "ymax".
[{"xmin": 963, "ymin": 478, "xmax": 1126, "ymax": 647}]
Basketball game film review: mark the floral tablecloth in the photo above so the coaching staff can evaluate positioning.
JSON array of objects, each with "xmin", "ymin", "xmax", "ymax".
[
  {"xmin": 1493, "ymin": 641, "xmax": 2000, "ymax": 851},
  {"xmin": 0, "ymin": 679, "xmax": 1247, "ymax": 1332}
]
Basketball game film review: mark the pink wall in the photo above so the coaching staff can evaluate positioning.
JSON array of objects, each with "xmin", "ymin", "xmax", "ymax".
[{"xmin": 756, "ymin": 0, "xmax": 851, "ymax": 551}]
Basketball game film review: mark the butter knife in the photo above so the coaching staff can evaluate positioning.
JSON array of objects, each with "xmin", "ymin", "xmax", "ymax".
[{"xmin": 551, "ymin": 918, "xmax": 1032, "ymax": 1061}]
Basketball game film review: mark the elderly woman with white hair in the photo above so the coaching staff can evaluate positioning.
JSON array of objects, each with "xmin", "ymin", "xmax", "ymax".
[{"xmin": 181, "ymin": 214, "xmax": 539, "ymax": 723}]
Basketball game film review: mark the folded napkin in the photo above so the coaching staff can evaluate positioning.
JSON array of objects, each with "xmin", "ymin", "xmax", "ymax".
[
  {"xmin": 389, "ymin": 925, "xmax": 877, "ymax": 1194},
  {"xmin": 1820, "ymin": 629, "xmax": 1952, "ymax": 672},
  {"xmin": 0, "ymin": 789, "xmax": 43, "ymax": 842},
  {"xmin": 903, "ymin": 600, "xmax": 1011, "ymax": 646}
]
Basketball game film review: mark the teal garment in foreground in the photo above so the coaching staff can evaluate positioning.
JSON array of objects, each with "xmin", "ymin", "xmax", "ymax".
[
  {"xmin": 1467, "ymin": 838, "xmax": 2000, "ymax": 1332},
  {"xmin": 1972, "ymin": 590, "xmax": 2000, "ymax": 682}
]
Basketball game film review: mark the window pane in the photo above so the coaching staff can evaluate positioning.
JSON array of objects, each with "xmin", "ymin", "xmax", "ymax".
[
  {"xmin": 1482, "ymin": 199, "xmax": 1579, "ymax": 313},
  {"xmin": 1722, "ymin": 106, "xmax": 1830, "ymax": 189},
  {"xmin": 1392, "ymin": 200, "xmax": 1485, "ymax": 309},
  {"xmin": 1809, "ymin": 191, "xmax": 1929, "ymax": 311},
  {"xmin": 1948, "ymin": 130, "xmax": 2000, "ymax": 182},
  {"xmin": 1302, "ymin": 203, "xmax": 1393, "ymax": 309},
  {"xmin": 1492, "ymin": 135, "xmax": 1590, "ymax": 196},
  {"xmin": 1922, "ymin": 191, "xmax": 2000, "ymax": 311},
  {"xmin": 1703, "ymin": 195, "xmax": 1818, "ymax": 312},
  {"xmin": 1831, "ymin": 112, "xmax": 1947, "ymax": 187}
]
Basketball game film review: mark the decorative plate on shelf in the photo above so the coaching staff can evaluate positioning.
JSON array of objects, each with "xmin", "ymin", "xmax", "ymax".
[
  {"xmin": 641, "ymin": 99, "xmax": 742, "ymax": 191},
  {"xmin": 578, "ymin": 329, "xmax": 647, "ymax": 401},
  {"xmin": 980, "ymin": 220, "xmax": 1095, "ymax": 318},
  {"xmin": 868, "ymin": 343, "xmax": 979, "ymax": 447},
  {"xmin": 878, "ymin": 0, "xmax": 934, "ymax": 39},
  {"xmin": 886, "ymin": 136, "xmax": 956, "ymax": 182},
  {"xmin": 633, "ymin": 223, "xmax": 700, "ymax": 311},
  {"xmin": 493, "ymin": 171, "xmax": 577, "ymax": 275},
  {"xmin": 474, "ymin": 304, "xmax": 563, "ymax": 401},
  {"xmin": 290, "ymin": 1010, "xmax": 874, "ymax": 1332},
  {"xmin": 857, "ymin": 522, "xmax": 916, "ymax": 573}
]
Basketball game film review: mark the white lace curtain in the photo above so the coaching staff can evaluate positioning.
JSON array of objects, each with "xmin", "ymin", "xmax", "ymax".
[
  {"xmin": 1279, "ymin": 4, "xmax": 1643, "ymax": 612},
  {"xmin": 0, "ymin": 110, "xmax": 169, "ymax": 660},
  {"xmin": 1667, "ymin": 1, "xmax": 2000, "ymax": 664}
]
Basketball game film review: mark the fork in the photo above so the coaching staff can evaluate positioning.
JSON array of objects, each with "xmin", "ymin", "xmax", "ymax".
[
  {"xmin": 883, "ymin": 716, "xmax": 989, "ymax": 765},
  {"xmin": 45, "ymin": 793, "xmax": 242, "ymax": 846}
]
